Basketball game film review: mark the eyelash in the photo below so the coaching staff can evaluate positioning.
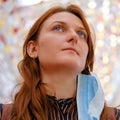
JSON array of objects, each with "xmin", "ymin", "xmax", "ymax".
[
  {"xmin": 53, "ymin": 25, "xmax": 64, "ymax": 32},
  {"xmin": 53, "ymin": 25, "xmax": 87, "ymax": 39},
  {"xmin": 77, "ymin": 31, "xmax": 87, "ymax": 39}
]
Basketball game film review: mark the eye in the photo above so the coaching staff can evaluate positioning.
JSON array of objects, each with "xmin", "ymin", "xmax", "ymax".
[
  {"xmin": 54, "ymin": 25, "xmax": 64, "ymax": 32},
  {"xmin": 77, "ymin": 31, "xmax": 87, "ymax": 39}
]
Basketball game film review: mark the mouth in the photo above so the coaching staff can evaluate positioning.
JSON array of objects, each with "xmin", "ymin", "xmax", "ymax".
[{"xmin": 62, "ymin": 48, "xmax": 79, "ymax": 55}]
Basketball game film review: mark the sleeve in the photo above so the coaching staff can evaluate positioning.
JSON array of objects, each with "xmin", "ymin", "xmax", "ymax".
[
  {"xmin": 115, "ymin": 108, "xmax": 120, "ymax": 120},
  {"xmin": 0, "ymin": 104, "xmax": 3, "ymax": 119},
  {"xmin": 0, "ymin": 104, "xmax": 12, "ymax": 120}
]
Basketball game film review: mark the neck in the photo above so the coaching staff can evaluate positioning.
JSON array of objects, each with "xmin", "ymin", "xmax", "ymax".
[{"xmin": 41, "ymin": 68, "xmax": 77, "ymax": 99}]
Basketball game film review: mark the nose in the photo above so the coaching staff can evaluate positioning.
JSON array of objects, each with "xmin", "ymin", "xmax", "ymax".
[{"xmin": 67, "ymin": 29, "xmax": 78, "ymax": 44}]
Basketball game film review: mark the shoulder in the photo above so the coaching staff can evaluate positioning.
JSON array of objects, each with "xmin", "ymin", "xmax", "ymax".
[
  {"xmin": 0, "ymin": 103, "xmax": 12, "ymax": 120},
  {"xmin": 107, "ymin": 107, "xmax": 120, "ymax": 120},
  {"xmin": 114, "ymin": 107, "xmax": 120, "ymax": 120}
]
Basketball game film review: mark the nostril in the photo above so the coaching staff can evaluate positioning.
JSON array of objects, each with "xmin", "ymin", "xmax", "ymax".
[{"xmin": 67, "ymin": 31, "xmax": 78, "ymax": 43}]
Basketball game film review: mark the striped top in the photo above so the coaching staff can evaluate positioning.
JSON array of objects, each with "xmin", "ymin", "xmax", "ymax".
[
  {"xmin": 0, "ymin": 98, "xmax": 120, "ymax": 120},
  {"xmin": 47, "ymin": 95, "xmax": 78, "ymax": 120},
  {"xmin": 46, "ymin": 95, "xmax": 120, "ymax": 120}
]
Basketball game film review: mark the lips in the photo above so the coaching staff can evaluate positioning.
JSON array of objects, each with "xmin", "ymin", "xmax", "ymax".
[{"xmin": 62, "ymin": 47, "xmax": 79, "ymax": 55}]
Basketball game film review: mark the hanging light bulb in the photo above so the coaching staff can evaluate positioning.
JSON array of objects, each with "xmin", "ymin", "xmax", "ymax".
[{"xmin": 16, "ymin": 0, "xmax": 42, "ymax": 6}]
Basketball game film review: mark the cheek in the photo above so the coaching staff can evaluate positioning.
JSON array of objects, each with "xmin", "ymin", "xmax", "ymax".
[
  {"xmin": 79, "ymin": 42, "xmax": 89, "ymax": 57},
  {"xmin": 37, "ymin": 43, "xmax": 53, "ymax": 57},
  {"xmin": 37, "ymin": 33, "xmax": 65, "ymax": 54},
  {"xmin": 84, "ymin": 45, "xmax": 89, "ymax": 57},
  {"xmin": 37, "ymin": 38, "xmax": 60, "ymax": 60},
  {"xmin": 38, "ymin": 36, "xmax": 53, "ymax": 51}
]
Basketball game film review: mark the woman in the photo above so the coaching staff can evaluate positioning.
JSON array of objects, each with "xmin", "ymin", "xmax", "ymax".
[{"xmin": 0, "ymin": 3, "xmax": 120, "ymax": 120}]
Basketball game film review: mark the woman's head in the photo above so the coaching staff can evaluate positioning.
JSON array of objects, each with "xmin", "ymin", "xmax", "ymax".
[{"xmin": 22, "ymin": 4, "xmax": 94, "ymax": 76}]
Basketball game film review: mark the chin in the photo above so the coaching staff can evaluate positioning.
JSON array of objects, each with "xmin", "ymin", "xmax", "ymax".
[{"xmin": 58, "ymin": 60, "xmax": 84, "ymax": 72}]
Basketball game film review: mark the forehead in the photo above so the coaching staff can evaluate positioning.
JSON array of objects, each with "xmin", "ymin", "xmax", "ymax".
[{"xmin": 42, "ymin": 11, "xmax": 85, "ymax": 28}]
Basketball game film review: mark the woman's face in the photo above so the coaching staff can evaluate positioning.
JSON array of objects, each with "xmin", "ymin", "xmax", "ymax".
[{"xmin": 36, "ymin": 12, "xmax": 88, "ymax": 74}]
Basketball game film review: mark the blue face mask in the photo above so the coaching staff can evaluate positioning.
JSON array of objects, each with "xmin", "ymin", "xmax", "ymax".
[{"xmin": 76, "ymin": 73, "xmax": 105, "ymax": 120}]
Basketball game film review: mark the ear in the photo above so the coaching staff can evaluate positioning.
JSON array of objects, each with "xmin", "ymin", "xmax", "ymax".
[{"xmin": 27, "ymin": 41, "xmax": 38, "ymax": 58}]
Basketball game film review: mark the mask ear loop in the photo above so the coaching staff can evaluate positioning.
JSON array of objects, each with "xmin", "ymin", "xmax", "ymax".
[
  {"xmin": 88, "ymin": 65, "xmax": 99, "ymax": 80},
  {"xmin": 87, "ymin": 65, "xmax": 96, "ymax": 77},
  {"xmin": 88, "ymin": 66, "xmax": 91, "ymax": 73},
  {"xmin": 85, "ymin": 65, "xmax": 91, "ymax": 75}
]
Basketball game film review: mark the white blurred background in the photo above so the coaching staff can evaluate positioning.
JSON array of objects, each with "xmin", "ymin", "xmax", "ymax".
[{"xmin": 0, "ymin": 0, "xmax": 120, "ymax": 107}]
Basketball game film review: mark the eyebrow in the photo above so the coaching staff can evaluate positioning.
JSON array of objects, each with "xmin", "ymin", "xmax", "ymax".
[{"xmin": 50, "ymin": 21, "xmax": 66, "ymax": 26}]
